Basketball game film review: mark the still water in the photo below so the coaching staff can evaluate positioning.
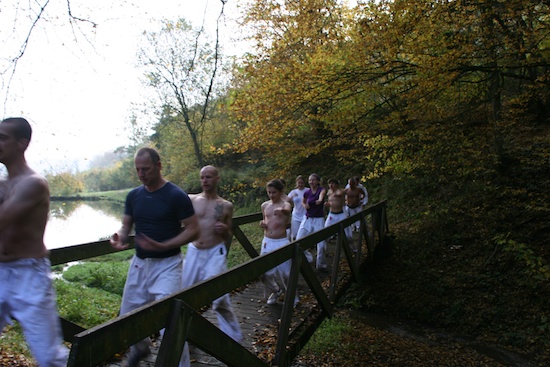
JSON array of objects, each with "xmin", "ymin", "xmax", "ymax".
[{"xmin": 45, "ymin": 200, "xmax": 124, "ymax": 250}]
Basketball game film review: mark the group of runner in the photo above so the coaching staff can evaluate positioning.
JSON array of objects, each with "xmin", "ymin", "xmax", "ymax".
[
  {"xmin": 259, "ymin": 173, "xmax": 368, "ymax": 306},
  {"xmin": 0, "ymin": 116, "xmax": 368, "ymax": 367}
]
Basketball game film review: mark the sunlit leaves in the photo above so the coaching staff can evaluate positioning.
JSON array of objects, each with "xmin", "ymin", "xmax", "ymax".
[{"xmin": 230, "ymin": 0, "xmax": 550, "ymax": 179}]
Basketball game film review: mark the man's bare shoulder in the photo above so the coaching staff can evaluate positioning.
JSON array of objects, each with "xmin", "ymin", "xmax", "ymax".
[
  {"xmin": 217, "ymin": 196, "xmax": 233, "ymax": 207},
  {"xmin": 189, "ymin": 192, "xmax": 204, "ymax": 201},
  {"xmin": 16, "ymin": 172, "xmax": 49, "ymax": 194}
]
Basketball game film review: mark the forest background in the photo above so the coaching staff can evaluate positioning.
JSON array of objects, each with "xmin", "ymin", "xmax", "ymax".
[{"xmin": 3, "ymin": 0, "xmax": 550, "ymax": 366}]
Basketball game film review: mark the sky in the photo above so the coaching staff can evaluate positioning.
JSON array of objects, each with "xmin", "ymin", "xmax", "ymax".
[{"xmin": 0, "ymin": 0, "xmax": 245, "ymax": 174}]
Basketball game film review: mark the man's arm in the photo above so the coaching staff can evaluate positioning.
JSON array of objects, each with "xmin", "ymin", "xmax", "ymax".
[
  {"xmin": 110, "ymin": 214, "xmax": 134, "ymax": 251},
  {"xmin": 0, "ymin": 175, "xmax": 48, "ymax": 231},
  {"xmin": 260, "ymin": 201, "xmax": 268, "ymax": 229},
  {"xmin": 282, "ymin": 201, "xmax": 292, "ymax": 216},
  {"xmin": 216, "ymin": 201, "xmax": 234, "ymax": 250},
  {"xmin": 138, "ymin": 214, "xmax": 200, "ymax": 251},
  {"xmin": 360, "ymin": 186, "xmax": 368, "ymax": 206}
]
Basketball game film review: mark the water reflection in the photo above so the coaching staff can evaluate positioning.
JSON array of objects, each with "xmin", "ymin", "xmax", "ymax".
[{"xmin": 45, "ymin": 200, "xmax": 124, "ymax": 249}]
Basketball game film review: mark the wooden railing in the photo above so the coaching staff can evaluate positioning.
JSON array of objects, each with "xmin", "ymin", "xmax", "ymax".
[{"xmin": 49, "ymin": 200, "xmax": 388, "ymax": 367}]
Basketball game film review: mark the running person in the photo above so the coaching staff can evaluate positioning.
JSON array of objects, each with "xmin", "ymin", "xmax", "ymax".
[
  {"xmin": 325, "ymin": 178, "xmax": 353, "ymax": 242},
  {"xmin": 0, "ymin": 117, "xmax": 69, "ymax": 366},
  {"xmin": 259, "ymin": 179, "xmax": 295, "ymax": 305},
  {"xmin": 287, "ymin": 175, "xmax": 307, "ymax": 241},
  {"xmin": 345, "ymin": 177, "xmax": 365, "ymax": 231},
  {"xmin": 296, "ymin": 173, "xmax": 328, "ymax": 271},
  {"xmin": 110, "ymin": 147, "xmax": 200, "ymax": 367},
  {"xmin": 179, "ymin": 165, "xmax": 242, "ymax": 367}
]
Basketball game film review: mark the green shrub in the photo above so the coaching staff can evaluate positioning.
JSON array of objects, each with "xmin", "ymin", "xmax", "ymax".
[
  {"xmin": 55, "ymin": 279, "xmax": 121, "ymax": 328},
  {"xmin": 62, "ymin": 261, "xmax": 129, "ymax": 295}
]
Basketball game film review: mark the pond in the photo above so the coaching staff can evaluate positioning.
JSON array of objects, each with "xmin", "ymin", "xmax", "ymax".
[{"xmin": 45, "ymin": 200, "xmax": 124, "ymax": 250}]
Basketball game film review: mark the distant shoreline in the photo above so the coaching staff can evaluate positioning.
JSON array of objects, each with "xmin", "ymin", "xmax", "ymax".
[{"xmin": 50, "ymin": 189, "xmax": 130, "ymax": 202}]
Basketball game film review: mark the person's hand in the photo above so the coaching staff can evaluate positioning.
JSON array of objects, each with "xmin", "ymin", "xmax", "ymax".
[
  {"xmin": 259, "ymin": 220, "xmax": 267, "ymax": 229},
  {"xmin": 110, "ymin": 232, "xmax": 130, "ymax": 251},
  {"xmin": 136, "ymin": 233, "xmax": 163, "ymax": 251},
  {"xmin": 214, "ymin": 220, "xmax": 227, "ymax": 234}
]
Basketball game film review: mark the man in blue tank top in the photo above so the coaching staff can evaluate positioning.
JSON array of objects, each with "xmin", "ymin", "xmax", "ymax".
[{"xmin": 110, "ymin": 147, "xmax": 200, "ymax": 367}]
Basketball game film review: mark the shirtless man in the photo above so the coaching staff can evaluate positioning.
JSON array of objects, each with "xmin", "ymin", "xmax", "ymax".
[
  {"xmin": 259, "ymin": 179, "xmax": 294, "ymax": 305},
  {"xmin": 179, "ymin": 165, "xmax": 242, "ymax": 367},
  {"xmin": 345, "ymin": 177, "xmax": 365, "ymax": 231},
  {"xmin": 0, "ymin": 117, "xmax": 68, "ymax": 366},
  {"xmin": 325, "ymin": 178, "xmax": 352, "ymax": 241}
]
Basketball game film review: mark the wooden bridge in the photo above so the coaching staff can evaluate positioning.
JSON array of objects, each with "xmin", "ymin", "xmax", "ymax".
[{"xmin": 49, "ymin": 200, "xmax": 389, "ymax": 367}]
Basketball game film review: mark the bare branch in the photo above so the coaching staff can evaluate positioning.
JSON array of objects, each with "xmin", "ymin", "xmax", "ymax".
[{"xmin": 2, "ymin": 0, "xmax": 51, "ymax": 112}]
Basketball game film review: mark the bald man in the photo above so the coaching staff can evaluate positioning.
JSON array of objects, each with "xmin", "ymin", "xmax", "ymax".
[{"xmin": 179, "ymin": 165, "xmax": 242, "ymax": 367}]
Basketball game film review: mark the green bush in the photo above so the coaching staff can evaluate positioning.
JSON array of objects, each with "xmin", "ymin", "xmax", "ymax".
[
  {"xmin": 62, "ymin": 261, "xmax": 129, "ymax": 295},
  {"xmin": 55, "ymin": 279, "xmax": 121, "ymax": 328}
]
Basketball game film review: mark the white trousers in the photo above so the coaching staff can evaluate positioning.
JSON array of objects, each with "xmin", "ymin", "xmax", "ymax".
[
  {"xmin": 0, "ymin": 258, "xmax": 69, "ymax": 367},
  {"xmin": 346, "ymin": 205, "xmax": 362, "ymax": 230},
  {"xmin": 179, "ymin": 243, "xmax": 242, "ymax": 367},
  {"xmin": 260, "ymin": 236, "xmax": 291, "ymax": 295},
  {"xmin": 297, "ymin": 216, "xmax": 327, "ymax": 269},
  {"xmin": 325, "ymin": 211, "xmax": 353, "ymax": 240},
  {"xmin": 120, "ymin": 253, "xmax": 183, "ymax": 360}
]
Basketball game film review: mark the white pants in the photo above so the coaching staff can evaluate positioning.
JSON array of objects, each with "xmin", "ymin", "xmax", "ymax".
[
  {"xmin": 120, "ymin": 253, "xmax": 183, "ymax": 314},
  {"xmin": 260, "ymin": 236, "xmax": 291, "ymax": 295},
  {"xmin": 179, "ymin": 243, "xmax": 242, "ymax": 367},
  {"xmin": 120, "ymin": 253, "xmax": 183, "ymax": 360},
  {"xmin": 290, "ymin": 216, "xmax": 304, "ymax": 241},
  {"xmin": 346, "ymin": 205, "xmax": 362, "ymax": 230},
  {"xmin": 325, "ymin": 211, "xmax": 353, "ymax": 240},
  {"xmin": 297, "ymin": 216, "xmax": 327, "ymax": 269},
  {"xmin": 0, "ymin": 258, "xmax": 68, "ymax": 367}
]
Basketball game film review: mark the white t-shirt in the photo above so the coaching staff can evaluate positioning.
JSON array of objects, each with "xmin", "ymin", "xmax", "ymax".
[{"xmin": 288, "ymin": 188, "xmax": 307, "ymax": 221}]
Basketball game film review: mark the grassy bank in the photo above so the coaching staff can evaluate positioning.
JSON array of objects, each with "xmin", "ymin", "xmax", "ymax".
[{"xmin": 69, "ymin": 188, "xmax": 131, "ymax": 202}]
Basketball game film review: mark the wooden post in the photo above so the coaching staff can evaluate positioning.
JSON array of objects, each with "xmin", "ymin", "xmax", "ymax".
[
  {"xmin": 273, "ymin": 243, "xmax": 302, "ymax": 367},
  {"xmin": 155, "ymin": 299, "xmax": 193, "ymax": 367}
]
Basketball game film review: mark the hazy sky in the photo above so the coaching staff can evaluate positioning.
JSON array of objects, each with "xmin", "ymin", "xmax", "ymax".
[{"xmin": 1, "ymin": 0, "xmax": 244, "ymax": 174}]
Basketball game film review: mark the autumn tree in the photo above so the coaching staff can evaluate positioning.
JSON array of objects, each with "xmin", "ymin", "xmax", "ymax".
[
  {"xmin": 231, "ymin": 0, "xmax": 550, "ymax": 180},
  {"xmin": 230, "ymin": 0, "xmax": 353, "ymax": 178},
  {"xmin": 46, "ymin": 171, "xmax": 84, "ymax": 196}
]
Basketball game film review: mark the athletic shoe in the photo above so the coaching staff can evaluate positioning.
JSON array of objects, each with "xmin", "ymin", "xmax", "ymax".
[
  {"xmin": 121, "ymin": 343, "xmax": 151, "ymax": 367},
  {"xmin": 267, "ymin": 289, "xmax": 283, "ymax": 305}
]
